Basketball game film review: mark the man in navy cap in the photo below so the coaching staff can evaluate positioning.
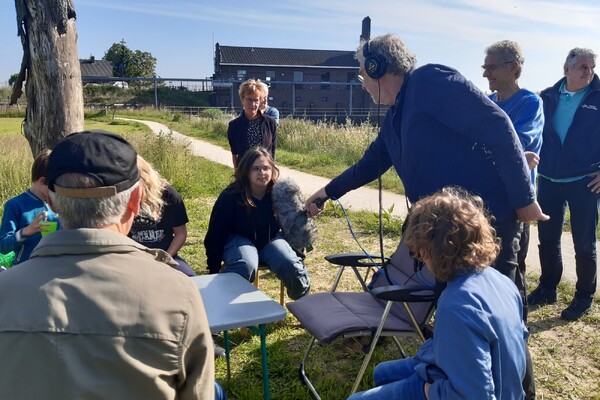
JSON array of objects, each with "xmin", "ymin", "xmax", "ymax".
[{"xmin": 0, "ymin": 131, "xmax": 215, "ymax": 399}]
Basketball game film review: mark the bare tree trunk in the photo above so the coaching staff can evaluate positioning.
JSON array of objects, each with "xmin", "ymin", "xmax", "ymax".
[{"xmin": 11, "ymin": 0, "xmax": 84, "ymax": 156}]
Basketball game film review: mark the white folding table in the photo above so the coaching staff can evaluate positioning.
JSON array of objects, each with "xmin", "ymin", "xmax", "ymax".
[{"xmin": 192, "ymin": 273, "xmax": 286, "ymax": 400}]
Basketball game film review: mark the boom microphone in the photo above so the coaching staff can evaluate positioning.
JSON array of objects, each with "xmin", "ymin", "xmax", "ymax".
[{"xmin": 272, "ymin": 178, "xmax": 318, "ymax": 251}]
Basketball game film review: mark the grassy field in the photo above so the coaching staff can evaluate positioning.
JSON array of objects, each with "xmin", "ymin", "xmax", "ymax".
[{"xmin": 0, "ymin": 115, "xmax": 598, "ymax": 399}]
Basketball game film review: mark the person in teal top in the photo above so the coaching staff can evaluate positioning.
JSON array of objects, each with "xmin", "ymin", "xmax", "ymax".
[
  {"xmin": 528, "ymin": 47, "xmax": 600, "ymax": 321},
  {"xmin": 0, "ymin": 149, "xmax": 60, "ymax": 265},
  {"xmin": 483, "ymin": 40, "xmax": 544, "ymax": 327}
]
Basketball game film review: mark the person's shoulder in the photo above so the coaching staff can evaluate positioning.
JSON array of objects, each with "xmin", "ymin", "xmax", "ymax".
[
  {"xmin": 411, "ymin": 64, "xmax": 467, "ymax": 88},
  {"xmin": 217, "ymin": 186, "xmax": 239, "ymax": 202},
  {"xmin": 2, "ymin": 191, "xmax": 30, "ymax": 212},
  {"xmin": 228, "ymin": 115, "xmax": 244, "ymax": 127},
  {"xmin": 518, "ymin": 89, "xmax": 542, "ymax": 102},
  {"xmin": 163, "ymin": 185, "xmax": 183, "ymax": 202},
  {"xmin": 540, "ymin": 78, "xmax": 564, "ymax": 97},
  {"xmin": 263, "ymin": 113, "xmax": 277, "ymax": 125}
]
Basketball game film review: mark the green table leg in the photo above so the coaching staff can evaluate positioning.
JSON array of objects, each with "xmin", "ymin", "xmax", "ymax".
[
  {"xmin": 249, "ymin": 324, "xmax": 270, "ymax": 400},
  {"xmin": 223, "ymin": 330, "xmax": 231, "ymax": 380}
]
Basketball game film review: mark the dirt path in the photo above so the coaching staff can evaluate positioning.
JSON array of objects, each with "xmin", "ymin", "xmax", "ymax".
[{"xmin": 126, "ymin": 118, "xmax": 588, "ymax": 287}]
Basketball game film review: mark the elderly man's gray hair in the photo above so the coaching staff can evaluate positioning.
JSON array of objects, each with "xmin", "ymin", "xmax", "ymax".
[
  {"xmin": 49, "ymin": 173, "xmax": 139, "ymax": 229},
  {"xmin": 485, "ymin": 40, "xmax": 525, "ymax": 79},
  {"xmin": 356, "ymin": 33, "xmax": 417, "ymax": 77},
  {"xmin": 564, "ymin": 47, "xmax": 597, "ymax": 70}
]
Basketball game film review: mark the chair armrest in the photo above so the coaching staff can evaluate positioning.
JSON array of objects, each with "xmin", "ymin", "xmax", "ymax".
[
  {"xmin": 371, "ymin": 285, "xmax": 435, "ymax": 302},
  {"xmin": 324, "ymin": 253, "xmax": 388, "ymax": 267}
]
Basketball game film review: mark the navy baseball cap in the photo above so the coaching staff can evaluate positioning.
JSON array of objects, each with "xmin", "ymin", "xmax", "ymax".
[{"xmin": 47, "ymin": 130, "xmax": 140, "ymax": 198}]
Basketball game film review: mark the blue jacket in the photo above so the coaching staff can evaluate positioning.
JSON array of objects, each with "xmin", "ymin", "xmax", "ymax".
[
  {"xmin": 326, "ymin": 64, "xmax": 534, "ymax": 221},
  {"xmin": 415, "ymin": 267, "xmax": 528, "ymax": 399},
  {"xmin": 538, "ymin": 74, "xmax": 600, "ymax": 179}
]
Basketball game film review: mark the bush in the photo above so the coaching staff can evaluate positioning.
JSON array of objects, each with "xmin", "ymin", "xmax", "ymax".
[{"xmin": 199, "ymin": 108, "xmax": 225, "ymax": 120}]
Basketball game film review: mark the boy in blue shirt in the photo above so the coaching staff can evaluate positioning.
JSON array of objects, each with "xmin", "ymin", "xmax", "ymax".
[{"xmin": 0, "ymin": 149, "xmax": 60, "ymax": 265}]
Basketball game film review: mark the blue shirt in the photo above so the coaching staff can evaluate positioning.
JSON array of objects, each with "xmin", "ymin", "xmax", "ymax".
[
  {"xmin": 415, "ymin": 267, "xmax": 528, "ymax": 399},
  {"xmin": 544, "ymin": 82, "xmax": 591, "ymax": 182},
  {"xmin": 490, "ymin": 89, "xmax": 544, "ymax": 187},
  {"xmin": 0, "ymin": 190, "xmax": 60, "ymax": 265}
]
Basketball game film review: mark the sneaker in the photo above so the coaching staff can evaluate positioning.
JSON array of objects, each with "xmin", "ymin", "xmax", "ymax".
[
  {"xmin": 213, "ymin": 337, "xmax": 226, "ymax": 358},
  {"xmin": 527, "ymin": 285, "xmax": 557, "ymax": 305},
  {"xmin": 561, "ymin": 298, "xmax": 592, "ymax": 321}
]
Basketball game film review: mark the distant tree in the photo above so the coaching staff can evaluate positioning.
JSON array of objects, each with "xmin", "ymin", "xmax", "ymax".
[
  {"xmin": 104, "ymin": 40, "xmax": 156, "ymax": 78},
  {"xmin": 11, "ymin": 0, "xmax": 84, "ymax": 156},
  {"xmin": 8, "ymin": 73, "xmax": 19, "ymax": 86}
]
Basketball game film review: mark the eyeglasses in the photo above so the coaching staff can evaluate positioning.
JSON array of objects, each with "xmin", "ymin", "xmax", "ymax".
[
  {"xmin": 244, "ymin": 97, "xmax": 260, "ymax": 105},
  {"xmin": 481, "ymin": 62, "xmax": 513, "ymax": 72},
  {"xmin": 250, "ymin": 166, "xmax": 271, "ymax": 173}
]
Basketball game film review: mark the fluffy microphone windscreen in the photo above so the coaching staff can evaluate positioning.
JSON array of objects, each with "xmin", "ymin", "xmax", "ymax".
[{"xmin": 272, "ymin": 178, "xmax": 318, "ymax": 250}]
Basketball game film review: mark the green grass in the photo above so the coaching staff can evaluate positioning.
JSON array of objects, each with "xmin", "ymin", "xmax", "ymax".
[{"xmin": 0, "ymin": 115, "xmax": 598, "ymax": 399}]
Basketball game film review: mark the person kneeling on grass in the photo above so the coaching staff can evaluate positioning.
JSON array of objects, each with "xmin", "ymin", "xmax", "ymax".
[
  {"xmin": 349, "ymin": 187, "xmax": 528, "ymax": 400},
  {"xmin": 204, "ymin": 146, "xmax": 310, "ymax": 300}
]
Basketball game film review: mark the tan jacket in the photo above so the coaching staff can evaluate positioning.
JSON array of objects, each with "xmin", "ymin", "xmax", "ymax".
[{"xmin": 0, "ymin": 229, "xmax": 214, "ymax": 400}]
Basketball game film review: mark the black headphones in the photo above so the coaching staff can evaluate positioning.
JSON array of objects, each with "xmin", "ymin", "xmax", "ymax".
[{"xmin": 363, "ymin": 41, "xmax": 387, "ymax": 80}]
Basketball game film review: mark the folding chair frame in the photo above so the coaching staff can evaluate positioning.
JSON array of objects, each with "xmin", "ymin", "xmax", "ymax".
[{"xmin": 294, "ymin": 254, "xmax": 435, "ymax": 399}]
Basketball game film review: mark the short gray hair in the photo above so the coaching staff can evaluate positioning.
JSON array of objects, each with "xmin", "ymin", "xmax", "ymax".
[
  {"xmin": 49, "ymin": 173, "xmax": 139, "ymax": 229},
  {"xmin": 356, "ymin": 33, "xmax": 417, "ymax": 76},
  {"xmin": 564, "ymin": 47, "xmax": 597, "ymax": 70},
  {"xmin": 485, "ymin": 40, "xmax": 524, "ymax": 79}
]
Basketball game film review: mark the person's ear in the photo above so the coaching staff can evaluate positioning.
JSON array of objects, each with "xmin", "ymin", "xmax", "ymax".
[
  {"xmin": 127, "ymin": 185, "xmax": 142, "ymax": 216},
  {"xmin": 46, "ymin": 193, "xmax": 58, "ymax": 213}
]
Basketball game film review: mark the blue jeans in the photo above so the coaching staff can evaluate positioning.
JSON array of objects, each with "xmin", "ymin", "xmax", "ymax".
[
  {"xmin": 348, "ymin": 358, "xmax": 426, "ymax": 400},
  {"xmin": 221, "ymin": 233, "xmax": 310, "ymax": 300},
  {"xmin": 173, "ymin": 255, "xmax": 196, "ymax": 277},
  {"xmin": 537, "ymin": 176, "xmax": 599, "ymax": 301},
  {"xmin": 215, "ymin": 381, "xmax": 226, "ymax": 400}
]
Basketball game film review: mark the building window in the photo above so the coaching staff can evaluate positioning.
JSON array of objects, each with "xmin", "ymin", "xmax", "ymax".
[
  {"xmin": 294, "ymin": 71, "xmax": 303, "ymax": 90},
  {"xmin": 347, "ymin": 71, "xmax": 357, "ymax": 88},
  {"xmin": 321, "ymin": 72, "xmax": 331, "ymax": 90},
  {"xmin": 237, "ymin": 70, "xmax": 247, "ymax": 80}
]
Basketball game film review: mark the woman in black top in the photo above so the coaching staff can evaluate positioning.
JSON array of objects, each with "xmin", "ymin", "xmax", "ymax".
[
  {"xmin": 227, "ymin": 79, "xmax": 277, "ymax": 167},
  {"xmin": 204, "ymin": 147, "xmax": 310, "ymax": 300}
]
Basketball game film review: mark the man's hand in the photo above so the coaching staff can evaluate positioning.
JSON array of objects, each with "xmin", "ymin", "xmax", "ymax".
[
  {"xmin": 523, "ymin": 151, "xmax": 539, "ymax": 170},
  {"xmin": 516, "ymin": 202, "xmax": 549, "ymax": 224},
  {"xmin": 305, "ymin": 187, "xmax": 328, "ymax": 218},
  {"xmin": 587, "ymin": 171, "xmax": 600, "ymax": 193}
]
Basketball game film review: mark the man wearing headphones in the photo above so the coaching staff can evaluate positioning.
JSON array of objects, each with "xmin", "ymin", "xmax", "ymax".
[{"xmin": 306, "ymin": 33, "xmax": 548, "ymax": 399}]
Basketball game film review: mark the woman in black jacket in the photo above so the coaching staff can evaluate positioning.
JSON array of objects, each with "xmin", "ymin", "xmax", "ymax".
[
  {"xmin": 204, "ymin": 147, "xmax": 310, "ymax": 300},
  {"xmin": 227, "ymin": 79, "xmax": 277, "ymax": 167}
]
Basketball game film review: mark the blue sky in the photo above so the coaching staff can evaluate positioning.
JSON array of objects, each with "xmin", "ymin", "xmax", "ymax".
[{"xmin": 2, "ymin": 0, "xmax": 600, "ymax": 92}]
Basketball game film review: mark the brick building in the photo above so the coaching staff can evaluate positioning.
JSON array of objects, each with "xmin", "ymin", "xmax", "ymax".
[{"xmin": 212, "ymin": 43, "xmax": 376, "ymax": 117}]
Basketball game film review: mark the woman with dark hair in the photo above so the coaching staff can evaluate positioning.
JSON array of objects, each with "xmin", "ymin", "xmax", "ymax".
[
  {"xmin": 204, "ymin": 147, "xmax": 310, "ymax": 300},
  {"xmin": 350, "ymin": 187, "xmax": 528, "ymax": 400},
  {"xmin": 227, "ymin": 79, "xmax": 277, "ymax": 167}
]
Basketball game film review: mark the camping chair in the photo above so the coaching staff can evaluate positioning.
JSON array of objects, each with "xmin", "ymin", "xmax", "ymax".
[{"xmin": 286, "ymin": 236, "xmax": 436, "ymax": 399}]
